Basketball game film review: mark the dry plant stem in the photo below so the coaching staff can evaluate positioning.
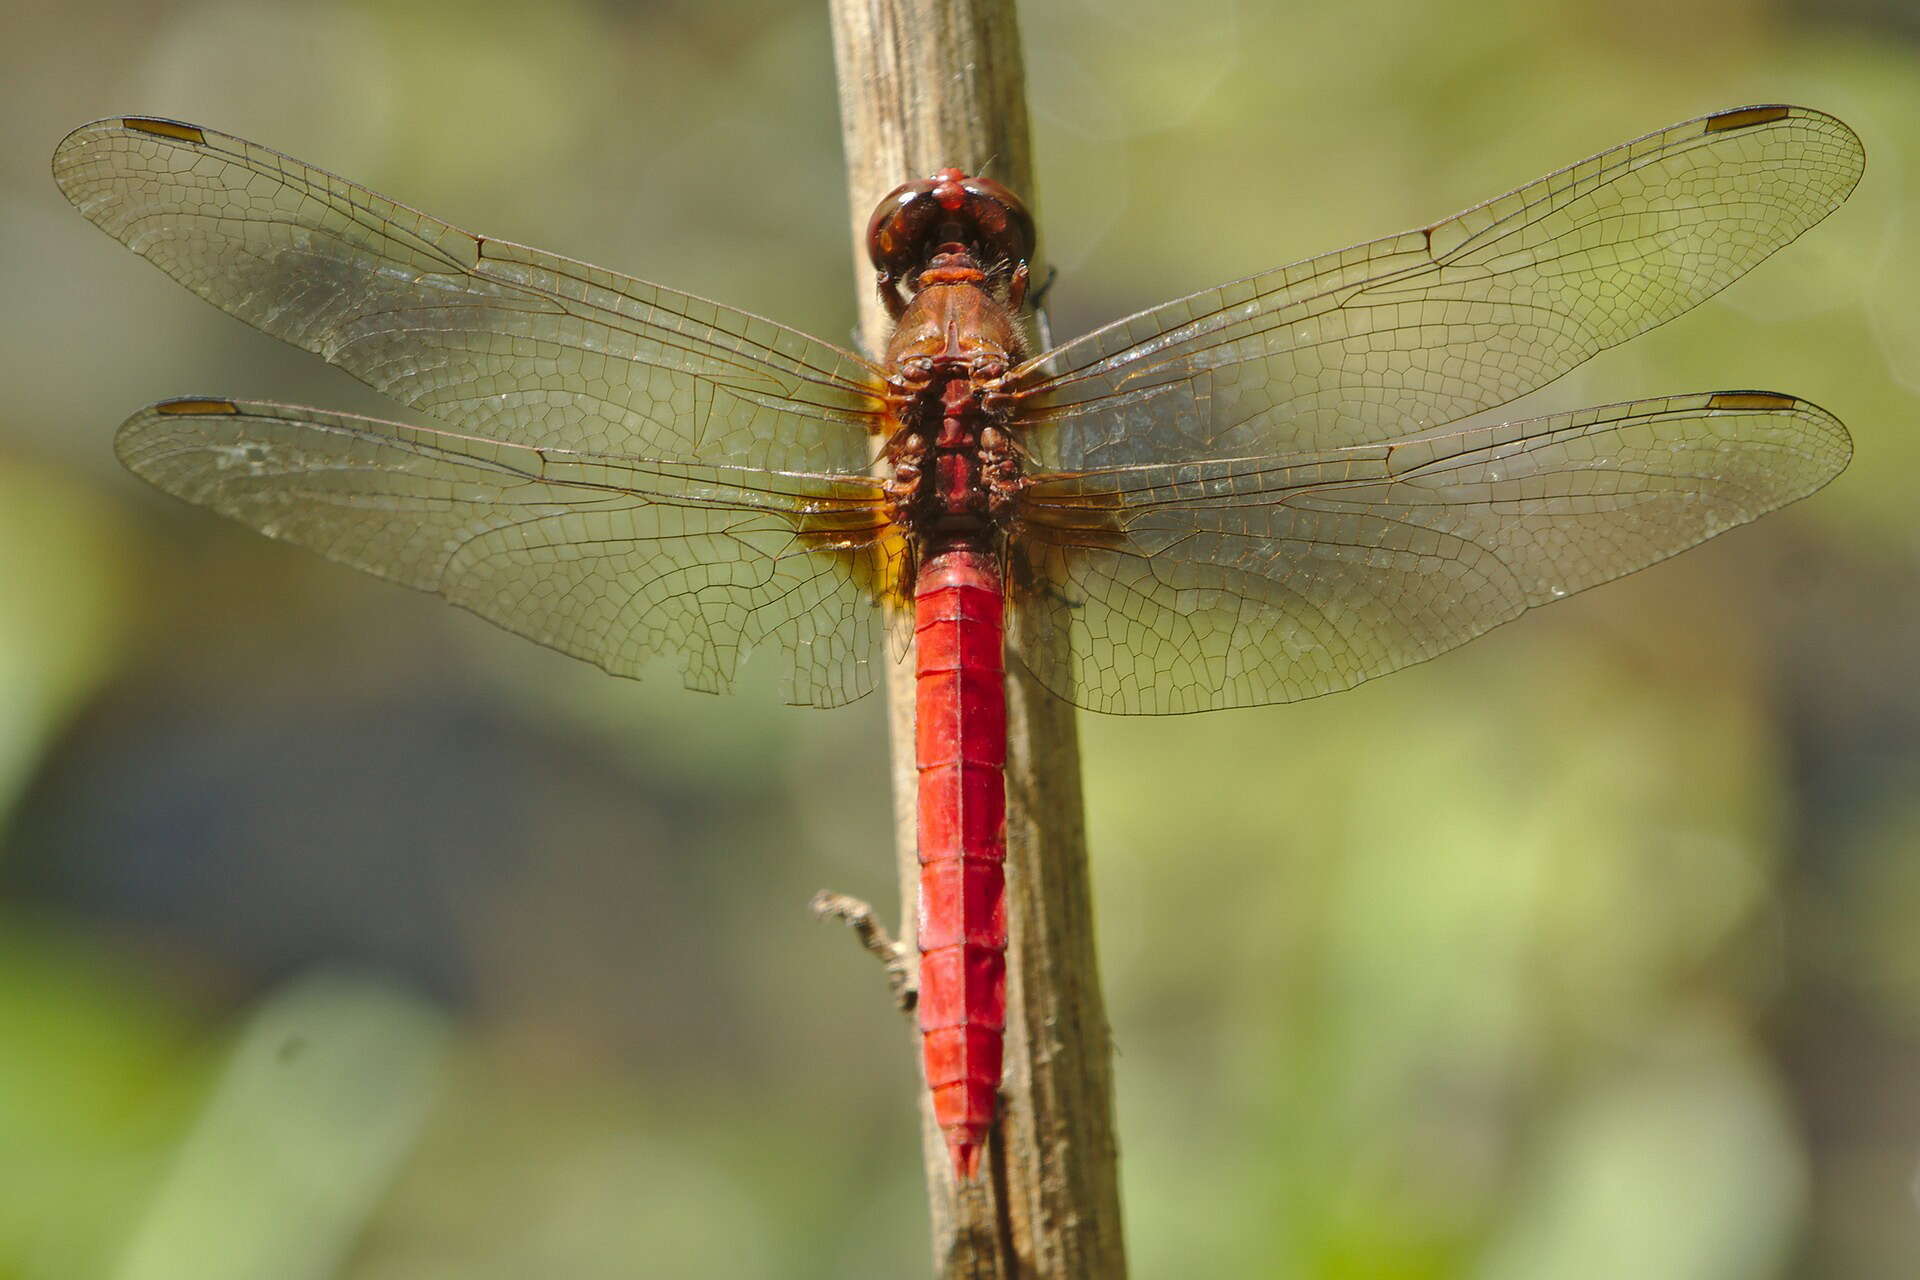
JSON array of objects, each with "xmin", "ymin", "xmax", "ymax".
[{"xmin": 829, "ymin": 1, "xmax": 1126, "ymax": 1276}]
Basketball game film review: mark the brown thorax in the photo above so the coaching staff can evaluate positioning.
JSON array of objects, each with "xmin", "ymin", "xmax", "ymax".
[{"xmin": 868, "ymin": 170, "xmax": 1034, "ymax": 542}]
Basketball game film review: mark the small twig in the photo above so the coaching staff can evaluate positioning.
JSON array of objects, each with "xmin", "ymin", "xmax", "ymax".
[{"xmin": 811, "ymin": 890, "xmax": 917, "ymax": 1010}]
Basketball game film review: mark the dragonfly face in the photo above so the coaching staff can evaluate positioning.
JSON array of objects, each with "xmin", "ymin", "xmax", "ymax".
[{"xmin": 54, "ymin": 104, "xmax": 1863, "ymax": 1181}]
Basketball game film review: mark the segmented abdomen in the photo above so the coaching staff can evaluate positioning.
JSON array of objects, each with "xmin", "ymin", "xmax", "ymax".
[{"xmin": 913, "ymin": 547, "xmax": 1007, "ymax": 1180}]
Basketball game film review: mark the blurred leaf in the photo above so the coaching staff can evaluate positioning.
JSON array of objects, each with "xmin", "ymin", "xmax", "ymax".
[{"xmin": 113, "ymin": 974, "xmax": 447, "ymax": 1280}]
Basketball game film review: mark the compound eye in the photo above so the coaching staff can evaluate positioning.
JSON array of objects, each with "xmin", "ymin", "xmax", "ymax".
[
  {"xmin": 865, "ymin": 178, "xmax": 936, "ymax": 275},
  {"xmin": 959, "ymin": 175, "xmax": 1035, "ymax": 265},
  {"xmin": 962, "ymin": 174, "xmax": 1024, "ymax": 216}
]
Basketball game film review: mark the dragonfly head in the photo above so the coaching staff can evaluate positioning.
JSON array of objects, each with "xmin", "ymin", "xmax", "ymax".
[{"xmin": 867, "ymin": 168, "xmax": 1034, "ymax": 313}]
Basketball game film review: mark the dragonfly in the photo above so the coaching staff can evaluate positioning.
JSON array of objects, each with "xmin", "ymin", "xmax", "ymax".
[{"xmin": 54, "ymin": 105, "xmax": 1861, "ymax": 1180}]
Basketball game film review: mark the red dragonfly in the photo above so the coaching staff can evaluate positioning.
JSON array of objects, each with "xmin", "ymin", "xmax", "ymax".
[{"xmin": 55, "ymin": 106, "xmax": 1860, "ymax": 1179}]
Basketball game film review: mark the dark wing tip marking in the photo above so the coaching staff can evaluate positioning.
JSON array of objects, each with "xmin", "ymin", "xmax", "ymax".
[
  {"xmin": 1708, "ymin": 391, "xmax": 1799, "ymax": 411},
  {"xmin": 155, "ymin": 397, "xmax": 240, "ymax": 415},
  {"xmin": 1703, "ymin": 105, "xmax": 1793, "ymax": 133},
  {"xmin": 121, "ymin": 117, "xmax": 208, "ymax": 144}
]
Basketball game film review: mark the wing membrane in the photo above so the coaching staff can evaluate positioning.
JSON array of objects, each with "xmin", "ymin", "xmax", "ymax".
[
  {"xmin": 119, "ymin": 398, "xmax": 897, "ymax": 707},
  {"xmin": 1016, "ymin": 106, "xmax": 1863, "ymax": 471},
  {"xmin": 63, "ymin": 111, "xmax": 1858, "ymax": 716},
  {"xmin": 1012, "ymin": 392, "xmax": 1849, "ymax": 713},
  {"xmin": 54, "ymin": 118, "xmax": 885, "ymax": 474}
]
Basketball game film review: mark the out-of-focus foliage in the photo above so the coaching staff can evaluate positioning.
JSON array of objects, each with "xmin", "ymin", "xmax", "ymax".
[{"xmin": 1, "ymin": 0, "xmax": 1915, "ymax": 1275}]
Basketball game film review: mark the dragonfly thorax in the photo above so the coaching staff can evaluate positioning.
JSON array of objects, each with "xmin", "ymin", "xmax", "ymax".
[{"xmin": 882, "ymin": 348, "xmax": 1022, "ymax": 544}]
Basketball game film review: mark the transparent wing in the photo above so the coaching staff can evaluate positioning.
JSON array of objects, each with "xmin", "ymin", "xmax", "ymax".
[
  {"xmin": 1015, "ymin": 106, "xmax": 1863, "ymax": 471},
  {"xmin": 118, "ymin": 398, "xmax": 900, "ymax": 708},
  {"xmin": 1011, "ymin": 392, "xmax": 1849, "ymax": 713},
  {"xmin": 54, "ymin": 117, "xmax": 885, "ymax": 474}
]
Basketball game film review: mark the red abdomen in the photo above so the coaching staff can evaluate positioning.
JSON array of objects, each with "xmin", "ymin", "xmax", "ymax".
[{"xmin": 913, "ymin": 547, "xmax": 1007, "ymax": 1180}]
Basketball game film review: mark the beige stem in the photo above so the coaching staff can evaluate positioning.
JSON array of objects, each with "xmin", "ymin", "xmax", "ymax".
[{"xmin": 828, "ymin": 2, "xmax": 1127, "ymax": 1276}]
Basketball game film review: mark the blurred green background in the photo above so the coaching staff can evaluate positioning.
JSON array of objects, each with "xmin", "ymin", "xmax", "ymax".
[{"xmin": 3, "ymin": 0, "xmax": 1917, "ymax": 1275}]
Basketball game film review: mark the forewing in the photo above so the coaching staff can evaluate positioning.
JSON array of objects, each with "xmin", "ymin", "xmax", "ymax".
[
  {"xmin": 1016, "ymin": 107, "xmax": 1862, "ymax": 470},
  {"xmin": 119, "ymin": 399, "xmax": 899, "ymax": 707},
  {"xmin": 1012, "ymin": 392, "xmax": 1848, "ymax": 713},
  {"xmin": 54, "ymin": 118, "xmax": 885, "ymax": 473}
]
